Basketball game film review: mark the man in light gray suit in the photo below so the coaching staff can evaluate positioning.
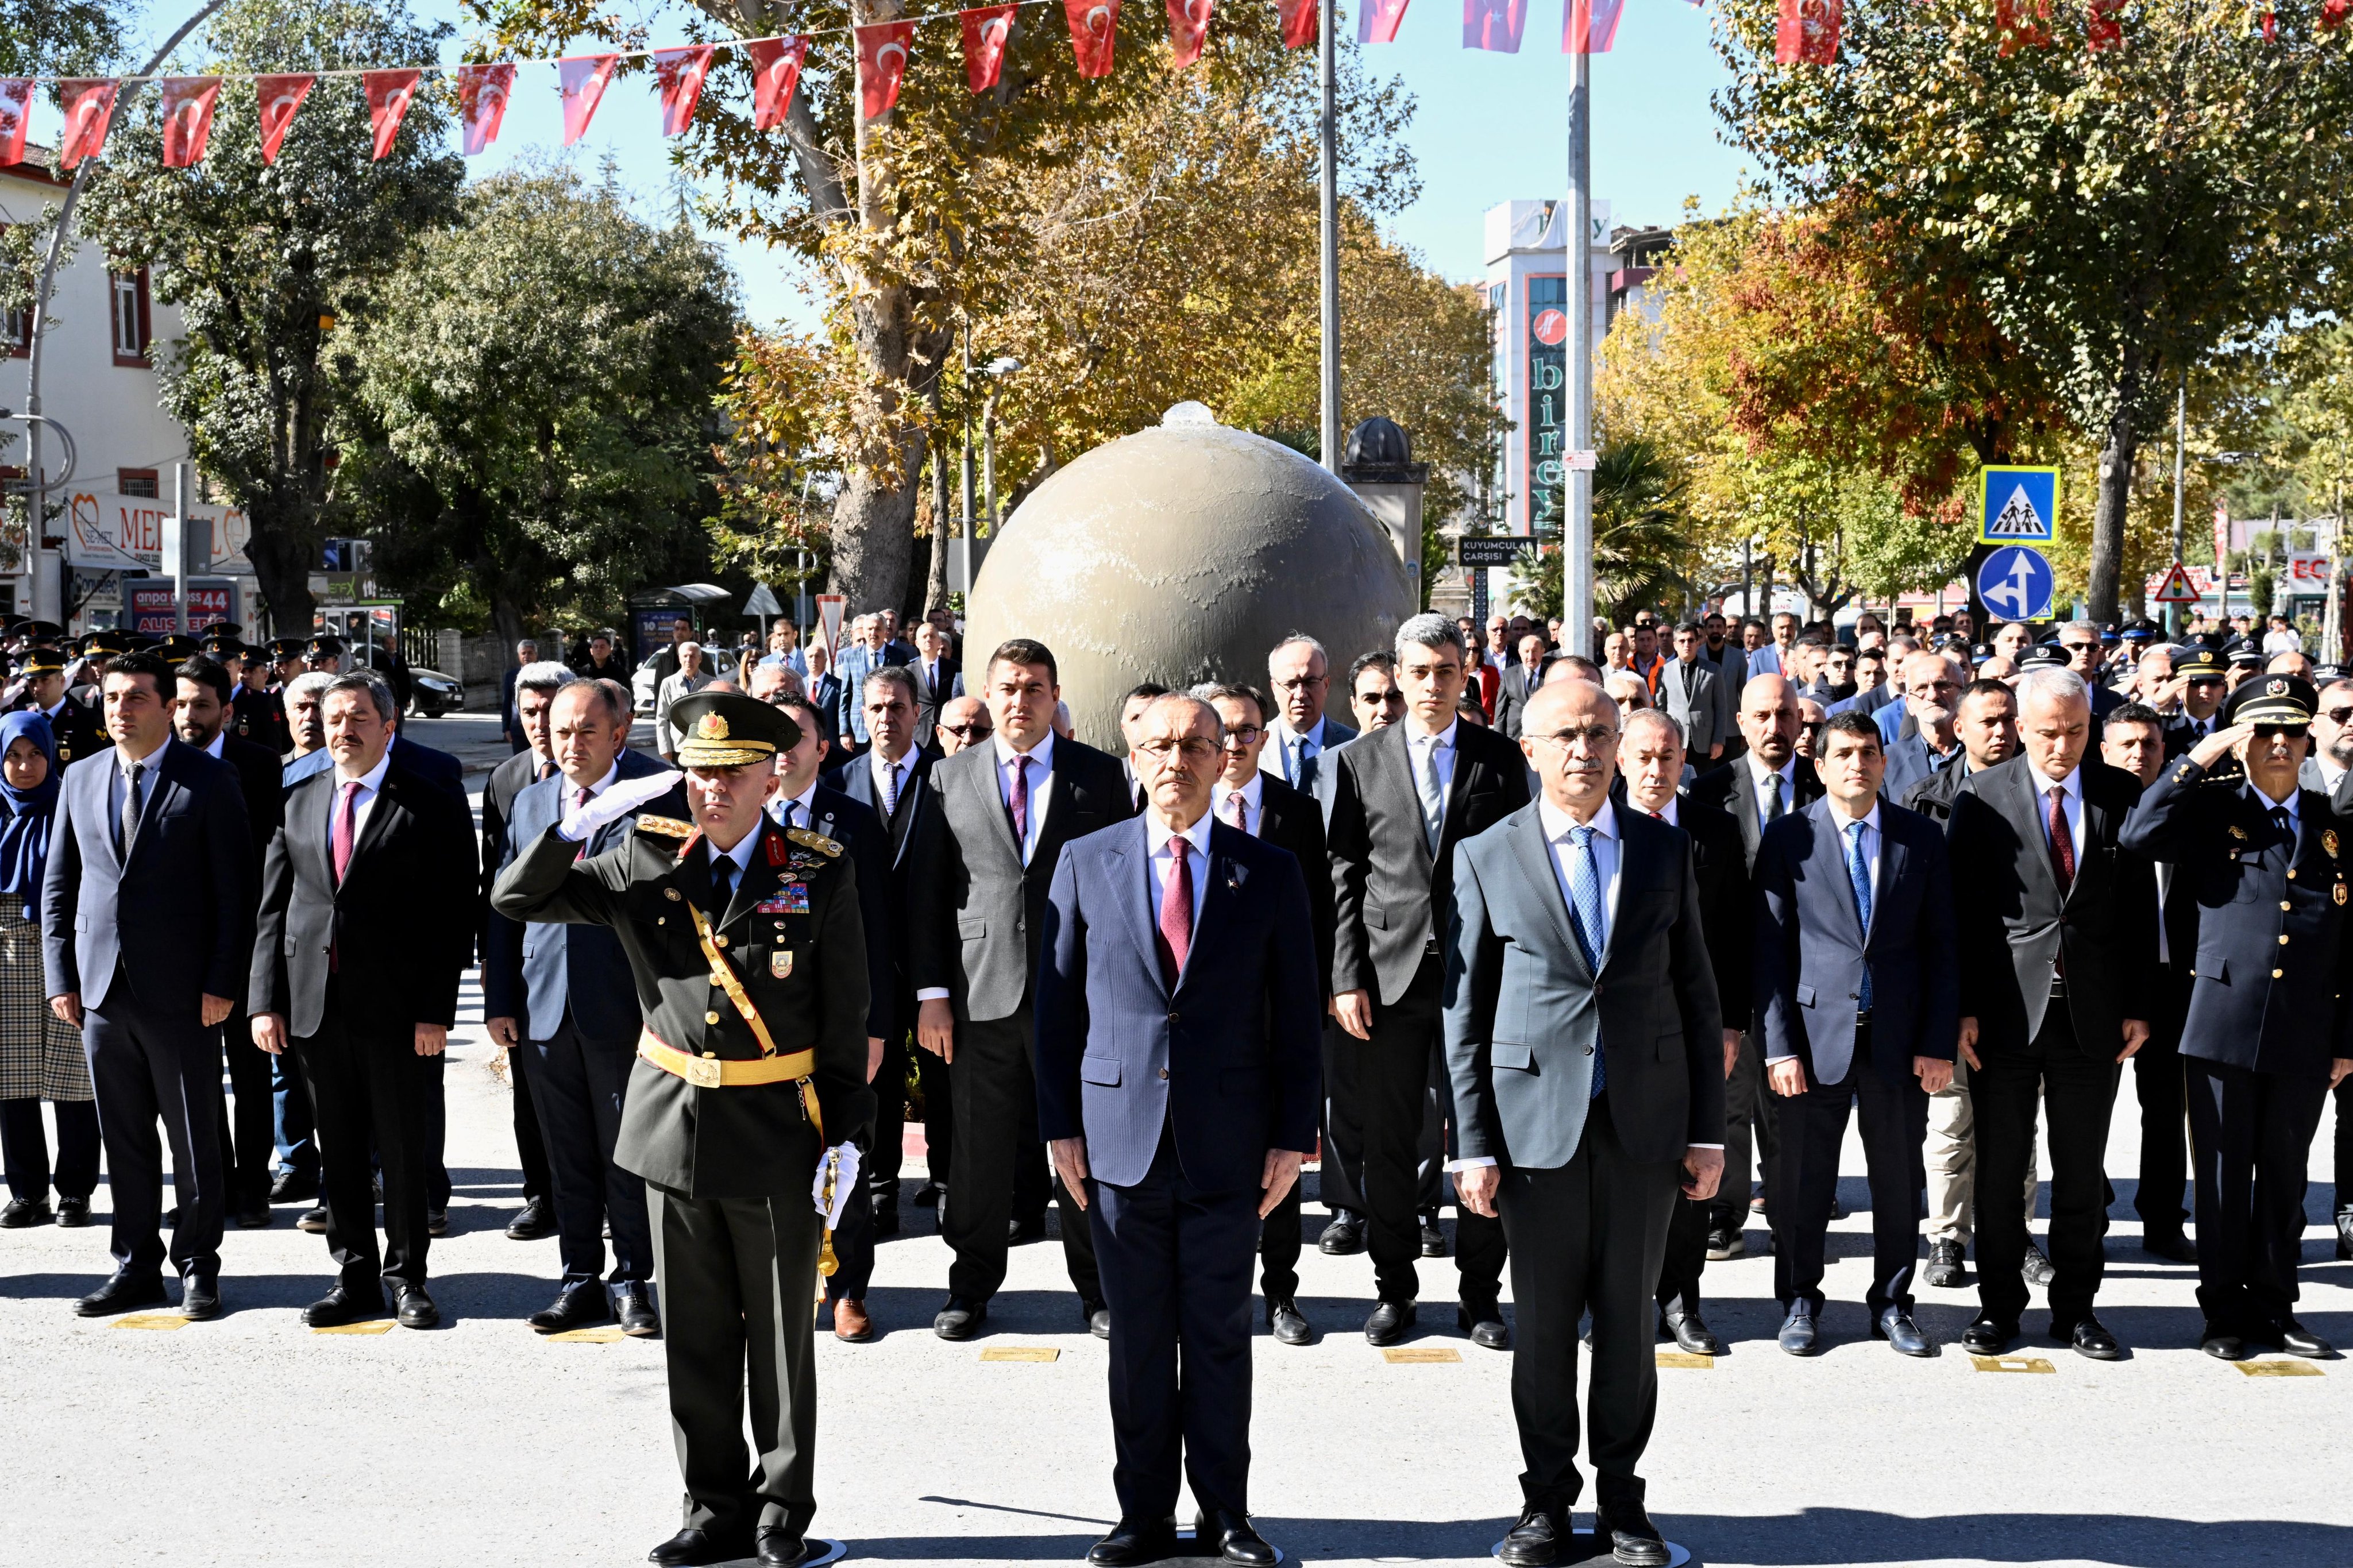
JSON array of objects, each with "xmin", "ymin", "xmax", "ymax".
[
  {"xmin": 1445, "ymin": 678, "xmax": 1723, "ymax": 1568},
  {"xmin": 1658, "ymin": 622, "xmax": 1726, "ymax": 764},
  {"xmin": 1266, "ymin": 634, "xmax": 1357, "ymax": 797}
]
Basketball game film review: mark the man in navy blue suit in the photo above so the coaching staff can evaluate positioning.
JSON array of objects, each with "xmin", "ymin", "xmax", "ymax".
[
  {"xmin": 1036, "ymin": 693, "xmax": 1321, "ymax": 1568},
  {"xmin": 487, "ymin": 677, "xmax": 679, "ymax": 1337},
  {"xmin": 1754, "ymin": 709, "xmax": 1958, "ymax": 1358}
]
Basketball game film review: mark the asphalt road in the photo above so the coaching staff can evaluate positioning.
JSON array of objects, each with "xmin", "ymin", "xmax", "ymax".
[{"xmin": 1, "ymin": 711, "xmax": 2345, "ymax": 1567}]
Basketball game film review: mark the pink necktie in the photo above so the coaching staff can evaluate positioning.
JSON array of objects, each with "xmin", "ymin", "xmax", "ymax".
[
  {"xmin": 1009, "ymin": 754, "xmax": 1031, "ymax": 848},
  {"xmin": 1157, "ymin": 839, "xmax": 1193, "ymax": 987},
  {"xmin": 574, "ymin": 785, "xmax": 592, "ymax": 861},
  {"xmin": 1223, "ymin": 791, "xmax": 1247, "ymax": 832},
  {"xmin": 331, "ymin": 779, "xmax": 359, "ymax": 886}
]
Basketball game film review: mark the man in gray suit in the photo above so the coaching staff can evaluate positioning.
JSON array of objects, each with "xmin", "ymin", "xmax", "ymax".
[
  {"xmin": 1491, "ymin": 633, "xmax": 1553, "ymax": 741},
  {"xmin": 1266, "ymin": 634, "xmax": 1357, "ymax": 795},
  {"xmin": 1446, "ymin": 678, "xmax": 1723, "ymax": 1568},
  {"xmin": 1658, "ymin": 622, "xmax": 1725, "ymax": 764}
]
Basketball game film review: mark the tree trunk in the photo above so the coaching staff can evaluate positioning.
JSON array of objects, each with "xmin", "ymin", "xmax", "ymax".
[
  {"xmin": 2086, "ymin": 399, "xmax": 2138, "ymax": 623},
  {"xmin": 245, "ymin": 498, "xmax": 314, "ymax": 638}
]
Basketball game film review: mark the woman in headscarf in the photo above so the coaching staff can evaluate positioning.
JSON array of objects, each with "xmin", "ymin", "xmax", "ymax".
[{"xmin": 0, "ymin": 710, "xmax": 99, "ymax": 1227}]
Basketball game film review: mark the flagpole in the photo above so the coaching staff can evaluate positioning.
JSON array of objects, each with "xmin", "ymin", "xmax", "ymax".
[
  {"xmin": 1317, "ymin": 0, "xmax": 1340, "ymax": 470},
  {"xmin": 1564, "ymin": 41, "xmax": 1594, "ymax": 655}
]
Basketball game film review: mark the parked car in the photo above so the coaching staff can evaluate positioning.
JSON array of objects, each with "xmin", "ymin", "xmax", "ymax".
[
  {"xmin": 632, "ymin": 653, "xmax": 660, "ymax": 716},
  {"xmin": 408, "ymin": 667, "xmax": 465, "ymax": 717}
]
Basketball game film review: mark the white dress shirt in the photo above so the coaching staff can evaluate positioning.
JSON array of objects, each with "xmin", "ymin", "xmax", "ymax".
[
  {"xmin": 770, "ymin": 782, "xmax": 820, "ymax": 832},
  {"xmin": 993, "ymin": 731, "xmax": 1056, "ymax": 865},
  {"xmin": 1145, "ymin": 810, "xmax": 1213, "ymax": 939},
  {"xmin": 2029, "ymin": 763, "xmax": 2086, "ymax": 868},
  {"xmin": 1746, "ymin": 752, "xmax": 1797, "ymax": 822},
  {"xmin": 706, "ymin": 822, "xmax": 761, "ymax": 899},
  {"xmin": 566, "ymin": 759, "xmax": 622, "ymax": 805},
  {"xmin": 1409, "ymin": 719, "xmax": 1459, "ymax": 814},
  {"xmin": 202, "ymin": 732, "xmax": 225, "ymax": 759},
  {"xmin": 1210, "ymin": 773, "xmax": 1266, "ymax": 836},
  {"xmin": 329, "ymin": 747, "xmax": 395, "ymax": 848},
  {"xmin": 869, "ymin": 747, "xmax": 916, "ymax": 814},
  {"xmin": 1271, "ymin": 716, "xmax": 1332, "ymax": 787}
]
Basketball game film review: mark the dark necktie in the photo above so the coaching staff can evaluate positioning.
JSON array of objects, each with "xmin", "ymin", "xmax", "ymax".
[
  {"xmin": 1156, "ymin": 839, "xmax": 1193, "ymax": 987},
  {"xmin": 2046, "ymin": 785, "xmax": 2076, "ymax": 890},
  {"xmin": 119, "ymin": 760, "xmax": 144, "ymax": 857},
  {"xmin": 711, "ymin": 851, "xmax": 737, "ymax": 911},
  {"xmin": 1009, "ymin": 755, "xmax": 1032, "ymax": 851},
  {"xmin": 573, "ymin": 786, "xmax": 592, "ymax": 860},
  {"xmin": 1764, "ymin": 774, "xmax": 1784, "ymax": 822},
  {"xmin": 2273, "ymin": 806, "xmax": 2294, "ymax": 849}
]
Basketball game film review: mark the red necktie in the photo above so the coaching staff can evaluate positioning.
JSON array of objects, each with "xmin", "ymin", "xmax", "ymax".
[
  {"xmin": 2046, "ymin": 785, "xmax": 2076, "ymax": 889},
  {"xmin": 1009, "ymin": 754, "xmax": 1031, "ymax": 849},
  {"xmin": 1222, "ymin": 791, "xmax": 1247, "ymax": 832},
  {"xmin": 574, "ymin": 785, "xmax": 592, "ymax": 861},
  {"xmin": 1156, "ymin": 839, "xmax": 1193, "ymax": 988},
  {"xmin": 331, "ymin": 779, "xmax": 359, "ymax": 885}
]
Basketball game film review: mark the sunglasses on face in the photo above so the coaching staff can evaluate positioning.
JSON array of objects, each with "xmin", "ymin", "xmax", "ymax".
[
  {"xmin": 940, "ymin": 723, "xmax": 989, "ymax": 739},
  {"xmin": 2253, "ymin": 725, "xmax": 2310, "ymax": 740},
  {"xmin": 2327, "ymin": 707, "xmax": 2353, "ymax": 725}
]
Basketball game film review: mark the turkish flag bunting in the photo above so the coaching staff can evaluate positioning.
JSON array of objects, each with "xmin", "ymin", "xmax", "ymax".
[
  {"xmin": 159, "ymin": 76, "xmax": 223, "ymax": 168},
  {"xmin": 457, "ymin": 63, "xmax": 515, "ymax": 156},
  {"xmin": 746, "ymin": 37, "xmax": 810, "ymax": 127},
  {"xmin": 1995, "ymin": 0, "xmax": 2051, "ymax": 53},
  {"xmin": 1357, "ymin": 0, "xmax": 1408, "ymax": 42},
  {"xmin": 363, "ymin": 69, "xmax": 421, "ymax": 160},
  {"xmin": 1066, "ymin": 0, "xmax": 1120, "ymax": 76},
  {"xmin": 958, "ymin": 8, "xmax": 1016, "ymax": 93},
  {"xmin": 255, "ymin": 74, "xmax": 315, "ymax": 164},
  {"xmin": 1564, "ymin": 0, "xmax": 1623, "ymax": 52},
  {"xmin": 2086, "ymin": 0, "xmax": 2122, "ymax": 49},
  {"xmin": 557, "ymin": 55, "xmax": 619, "ymax": 144},
  {"xmin": 655, "ymin": 46, "xmax": 715, "ymax": 136},
  {"xmin": 856, "ymin": 22, "xmax": 915, "ymax": 118},
  {"xmin": 0, "ymin": 79, "xmax": 33, "ymax": 166},
  {"xmin": 2262, "ymin": 7, "xmax": 2277, "ymax": 39},
  {"xmin": 57, "ymin": 78, "xmax": 119, "ymax": 169},
  {"xmin": 1166, "ymin": 0, "xmax": 1212, "ymax": 68},
  {"xmin": 1773, "ymin": 0, "xmax": 1839, "ymax": 64},
  {"xmin": 2327, "ymin": 0, "xmax": 2351, "ymax": 28},
  {"xmin": 1278, "ymin": 0, "xmax": 1315, "ymax": 48},
  {"xmin": 1465, "ymin": 0, "xmax": 1525, "ymax": 52}
]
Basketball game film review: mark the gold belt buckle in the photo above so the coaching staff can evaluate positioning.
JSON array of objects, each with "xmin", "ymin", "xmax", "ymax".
[{"xmin": 682, "ymin": 1055, "xmax": 724, "ymax": 1090}]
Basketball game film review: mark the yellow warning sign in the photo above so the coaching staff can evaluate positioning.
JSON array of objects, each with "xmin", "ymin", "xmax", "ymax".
[
  {"xmin": 2152, "ymin": 561, "xmax": 2203, "ymax": 606},
  {"xmin": 1382, "ymin": 1346, "xmax": 1462, "ymax": 1364},
  {"xmin": 979, "ymin": 1346, "xmax": 1060, "ymax": 1362},
  {"xmin": 1970, "ymin": 1355, "xmax": 2055, "ymax": 1374}
]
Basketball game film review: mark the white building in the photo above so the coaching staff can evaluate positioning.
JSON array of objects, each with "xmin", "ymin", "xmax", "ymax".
[{"xmin": 5, "ymin": 150, "xmax": 200, "ymax": 627}]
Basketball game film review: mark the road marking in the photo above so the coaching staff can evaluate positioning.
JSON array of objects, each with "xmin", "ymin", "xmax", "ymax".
[
  {"xmin": 2236, "ymin": 1360, "xmax": 2323, "ymax": 1377},
  {"xmin": 1382, "ymin": 1346, "xmax": 1461, "ymax": 1364},
  {"xmin": 979, "ymin": 1346, "xmax": 1059, "ymax": 1362},
  {"xmin": 114, "ymin": 1313, "xmax": 189, "ymax": 1331},
  {"xmin": 313, "ymin": 1320, "xmax": 397, "ymax": 1336},
  {"xmin": 1656, "ymin": 1351, "xmax": 1714, "ymax": 1369},
  {"xmin": 550, "ymin": 1325, "xmax": 629, "ymax": 1343},
  {"xmin": 1969, "ymin": 1355, "xmax": 2055, "ymax": 1374}
]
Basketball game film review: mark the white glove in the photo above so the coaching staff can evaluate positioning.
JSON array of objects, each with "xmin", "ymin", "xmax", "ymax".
[
  {"xmin": 557, "ymin": 769, "xmax": 680, "ymax": 843},
  {"xmin": 812, "ymin": 1144, "xmax": 860, "ymax": 1226}
]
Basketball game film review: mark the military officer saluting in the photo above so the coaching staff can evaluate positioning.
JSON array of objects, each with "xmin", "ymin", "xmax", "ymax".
[
  {"xmin": 493, "ymin": 690, "xmax": 874, "ymax": 1568},
  {"xmin": 2119, "ymin": 673, "xmax": 2353, "ymax": 1362}
]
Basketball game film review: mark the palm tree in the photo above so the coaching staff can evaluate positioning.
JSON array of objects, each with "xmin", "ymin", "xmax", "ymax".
[{"xmin": 1510, "ymin": 437, "xmax": 1694, "ymax": 623}]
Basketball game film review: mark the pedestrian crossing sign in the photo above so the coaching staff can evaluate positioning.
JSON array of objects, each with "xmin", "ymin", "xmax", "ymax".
[{"xmin": 1977, "ymin": 465, "xmax": 2060, "ymax": 544}]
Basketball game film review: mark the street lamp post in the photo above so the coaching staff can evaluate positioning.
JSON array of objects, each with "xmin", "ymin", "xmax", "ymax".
[
  {"xmin": 1317, "ymin": 0, "xmax": 1340, "ymax": 470},
  {"xmin": 1564, "ymin": 48, "xmax": 1595, "ymax": 655}
]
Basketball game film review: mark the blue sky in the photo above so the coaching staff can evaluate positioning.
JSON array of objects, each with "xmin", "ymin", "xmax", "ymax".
[{"xmin": 105, "ymin": 0, "xmax": 1749, "ymax": 329}]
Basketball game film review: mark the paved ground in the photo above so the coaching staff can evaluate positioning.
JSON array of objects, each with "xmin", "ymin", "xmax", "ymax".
[{"xmin": 2, "ymin": 710, "xmax": 2346, "ymax": 1567}]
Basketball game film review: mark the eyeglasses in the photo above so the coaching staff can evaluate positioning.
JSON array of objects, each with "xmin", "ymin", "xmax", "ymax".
[
  {"xmin": 2253, "ymin": 724, "xmax": 2310, "ymax": 740},
  {"xmin": 1222, "ymin": 726, "xmax": 1265, "ymax": 747},
  {"xmin": 1530, "ymin": 726, "xmax": 1619, "ymax": 752},
  {"xmin": 940, "ymin": 722, "xmax": 990, "ymax": 740},
  {"xmin": 1138, "ymin": 737, "xmax": 1221, "ymax": 762},
  {"xmin": 1274, "ymin": 675, "xmax": 1328, "ymax": 692},
  {"xmin": 2327, "ymin": 707, "xmax": 2353, "ymax": 725}
]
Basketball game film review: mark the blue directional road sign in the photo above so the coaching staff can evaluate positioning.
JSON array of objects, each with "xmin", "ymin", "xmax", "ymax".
[
  {"xmin": 1977, "ymin": 544, "xmax": 2055, "ymax": 623},
  {"xmin": 1978, "ymin": 465, "xmax": 2060, "ymax": 544}
]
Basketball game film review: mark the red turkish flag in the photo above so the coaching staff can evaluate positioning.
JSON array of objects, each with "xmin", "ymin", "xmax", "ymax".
[
  {"xmin": 1278, "ymin": 0, "xmax": 1315, "ymax": 48},
  {"xmin": 456, "ymin": 63, "xmax": 515, "ymax": 156},
  {"xmin": 1357, "ymin": 0, "xmax": 1407, "ymax": 42},
  {"xmin": 746, "ymin": 37, "xmax": 810, "ymax": 128},
  {"xmin": 1773, "ymin": 0, "xmax": 1839, "ymax": 64},
  {"xmin": 1463, "ymin": 0, "xmax": 1523, "ymax": 52},
  {"xmin": 557, "ymin": 55, "xmax": 619, "ymax": 145},
  {"xmin": 655, "ymin": 46, "xmax": 715, "ymax": 136},
  {"xmin": 362, "ymin": 69, "xmax": 421, "ymax": 161},
  {"xmin": 254, "ymin": 74, "xmax": 315, "ymax": 164},
  {"xmin": 0, "ymin": 79, "xmax": 34, "ymax": 166},
  {"xmin": 2327, "ymin": 0, "xmax": 2351, "ymax": 28},
  {"xmin": 1066, "ymin": 0, "xmax": 1120, "ymax": 76},
  {"xmin": 158, "ymin": 76, "xmax": 223, "ymax": 168},
  {"xmin": 959, "ymin": 8, "xmax": 1016, "ymax": 92},
  {"xmin": 1563, "ymin": 0, "xmax": 1622, "ymax": 52},
  {"xmin": 856, "ymin": 22, "xmax": 915, "ymax": 118},
  {"xmin": 2086, "ymin": 0, "xmax": 2121, "ymax": 49},
  {"xmin": 1166, "ymin": 0, "xmax": 1212, "ymax": 67},
  {"xmin": 2262, "ymin": 7, "xmax": 2277, "ymax": 39},
  {"xmin": 1995, "ymin": 0, "xmax": 2051, "ymax": 54},
  {"xmin": 56, "ymin": 79, "xmax": 119, "ymax": 169}
]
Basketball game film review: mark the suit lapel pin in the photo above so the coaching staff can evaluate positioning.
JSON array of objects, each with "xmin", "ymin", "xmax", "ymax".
[
  {"xmin": 2324, "ymin": 829, "xmax": 2340, "ymax": 860},
  {"xmin": 2228, "ymin": 825, "xmax": 2248, "ymax": 841}
]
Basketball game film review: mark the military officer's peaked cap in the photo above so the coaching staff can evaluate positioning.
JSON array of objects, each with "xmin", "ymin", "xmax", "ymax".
[
  {"xmin": 2223, "ymin": 673, "xmax": 2317, "ymax": 728},
  {"xmin": 2176, "ymin": 648, "xmax": 2228, "ymax": 681},
  {"xmin": 670, "ymin": 690, "xmax": 800, "ymax": 769}
]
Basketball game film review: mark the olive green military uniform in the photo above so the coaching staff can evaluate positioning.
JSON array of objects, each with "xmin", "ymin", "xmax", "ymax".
[{"xmin": 493, "ymin": 808, "xmax": 874, "ymax": 1546}]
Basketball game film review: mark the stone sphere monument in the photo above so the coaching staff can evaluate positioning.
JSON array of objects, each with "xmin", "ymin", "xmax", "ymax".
[{"xmin": 963, "ymin": 403, "xmax": 1418, "ymax": 750}]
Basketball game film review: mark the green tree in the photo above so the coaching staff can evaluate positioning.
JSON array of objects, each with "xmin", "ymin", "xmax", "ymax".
[
  {"xmin": 73, "ymin": 0, "xmax": 464, "ymax": 634},
  {"xmin": 1711, "ymin": 0, "xmax": 2353, "ymax": 621},
  {"xmin": 1513, "ymin": 438, "xmax": 1694, "ymax": 623},
  {"xmin": 340, "ymin": 164, "xmax": 741, "ymax": 643}
]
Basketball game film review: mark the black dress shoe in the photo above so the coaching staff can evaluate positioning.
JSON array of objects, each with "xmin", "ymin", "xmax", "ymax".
[
  {"xmin": 234, "ymin": 1205, "xmax": 272, "ymax": 1229},
  {"xmin": 934, "ymin": 1295, "xmax": 988, "ymax": 1339},
  {"xmin": 269, "ymin": 1170, "xmax": 318, "ymax": 1204},
  {"xmin": 1459, "ymin": 1301, "xmax": 1510, "ymax": 1350},
  {"xmin": 0, "ymin": 1195, "xmax": 51, "ymax": 1226},
  {"xmin": 2021, "ymin": 1243, "xmax": 2056, "ymax": 1287},
  {"xmin": 296, "ymin": 1204, "xmax": 329, "ymax": 1234},
  {"xmin": 1960, "ymin": 1316, "xmax": 2015, "ymax": 1355},
  {"xmin": 2064, "ymin": 1316, "xmax": 2125, "ymax": 1361},
  {"xmin": 2143, "ymin": 1231, "xmax": 2197, "ymax": 1264},
  {"xmin": 912, "ymin": 1180, "xmax": 943, "ymax": 1208},
  {"xmin": 55, "ymin": 1196, "xmax": 90, "ymax": 1227},
  {"xmin": 1777, "ymin": 1306, "xmax": 1819, "ymax": 1355},
  {"xmin": 1364, "ymin": 1299, "xmax": 1417, "ymax": 1345},
  {"xmin": 1086, "ymin": 1517, "xmax": 1178, "ymax": 1566},
  {"xmin": 2271, "ymin": 1317, "xmax": 2335, "ymax": 1358},
  {"xmin": 302, "ymin": 1284, "xmax": 387, "ymax": 1328},
  {"xmin": 1923, "ymin": 1238, "xmax": 1966, "ymax": 1288},
  {"xmin": 1872, "ymin": 1307, "xmax": 1935, "ymax": 1357},
  {"xmin": 1083, "ymin": 1300, "xmax": 1112, "ymax": 1339},
  {"xmin": 395, "ymin": 1285, "xmax": 439, "ymax": 1328},
  {"xmin": 1317, "ymin": 1211, "xmax": 1365, "ymax": 1255},
  {"xmin": 1661, "ymin": 1307, "xmax": 1722, "ymax": 1356},
  {"xmin": 1418, "ymin": 1216, "xmax": 1449, "ymax": 1257},
  {"xmin": 1703, "ymin": 1226, "xmax": 1744, "ymax": 1260},
  {"xmin": 1008, "ymin": 1214, "xmax": 1046, "ymax": 1244},
  {"xmin": 75, "ymin": 1270, "xmax": 167, "ymax": 1318},
  {"xmin": 1498, "ymin": 1503, "xmax": 1566, "ymax": 1567},
  {"xmin": 180, "ymin": 1275, "xmax": 222, "ymax": 1321},
  {"xmin": 426, "ymin": 1207, "xmax": 450, "ymax": 1238},
  {"xmin": 1197, "ymin": 1508, "xmax": 1276, "ymax": 1568},
  {"xmin": 1268, "ymin": 1299, "xmax": 1311, "ymax": 1346},
  {"xmin": 616, "ymin": 1283, "xmax": 661, "ymax": 1337},
  {"xmin": 528, "ymin": 1281, "xmax": 612, "ymax": 1334},
  {"xmin": 163, "ymin": 1204, "xmax": 181, "ymax": 1225},
  {"xmin": 2201, "ymin": 1323, "xmax": 2249, "ymax": 1361},
  {"xmin": 647, "ymin": 1527, "xmax": 753, "ymax": 1566},
  {"xmin": 1596, "ymin": 1495, "xmax": 1670, "ymax": 1568},
  {"xmin": 757, "ymin": 1524, "xmax": 814, "ymax": 1566},
  {"xmin": 506, "ymin": 1197, "xmax": 557, "ymax": 1240}
]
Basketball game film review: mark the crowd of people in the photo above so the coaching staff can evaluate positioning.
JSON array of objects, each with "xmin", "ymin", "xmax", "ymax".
[{"xmin": 2, "ymin": 596, "xmax": 2348, "ymax": 1568}]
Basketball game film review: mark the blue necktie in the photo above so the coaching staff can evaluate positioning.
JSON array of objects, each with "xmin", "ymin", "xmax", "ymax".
[
  {"xmin": 1845, "ymin": 820, "xmax": 1873, "ymax": 1014},
  {"xmin": 1568, "ymin": 824, "xmax": 1607, "ymax": 1098}
]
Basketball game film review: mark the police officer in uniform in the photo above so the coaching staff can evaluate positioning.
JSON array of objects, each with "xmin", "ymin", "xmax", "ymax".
[
  {"xmin": 17, "ymin": 648, "xmax": 103, "ymax": 767},
  {"xmin": 493, "ymin": 691, "xmax": 874, "ymax": 1568},
  {"xmin": 2119, "ymin": 674, "xmax": 2353, "ymax": 1361}
]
